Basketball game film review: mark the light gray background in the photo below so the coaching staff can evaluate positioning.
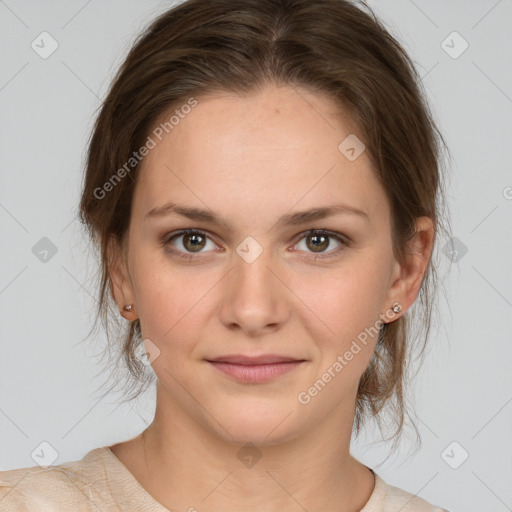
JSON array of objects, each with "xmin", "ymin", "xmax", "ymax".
[{"xmin": 1, "ymin": 1, "xmax": 511, "ymax": 510}]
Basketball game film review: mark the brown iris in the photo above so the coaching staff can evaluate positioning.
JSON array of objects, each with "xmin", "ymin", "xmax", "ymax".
[
  {"xmin": 182, "ymin": 233, "xmax": 206, "ymax": 252},
  {"xmin": 306, "ymin": 233, "xmax": 329, "ymax": 252}
]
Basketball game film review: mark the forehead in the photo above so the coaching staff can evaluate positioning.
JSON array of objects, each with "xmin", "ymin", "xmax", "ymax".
[{"xmin": 133, "ymin": 85, "xmax": 389, "ymax": 228}]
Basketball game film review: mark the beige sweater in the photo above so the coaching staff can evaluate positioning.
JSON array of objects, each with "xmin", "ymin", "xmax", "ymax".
[{"xmin": 0, "ymin": 446, "xmax": 448, "ymax": 511}]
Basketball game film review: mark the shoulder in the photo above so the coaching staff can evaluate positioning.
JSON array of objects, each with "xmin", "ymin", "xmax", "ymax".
[
  {"xmin": 363, "ymin": 473, "xmax": 450, "ymax": 512},
  {"xmin": 0, "ymin": 447, "xmax": 119, "ymax": 512},
  {"xmin": 384, "ymin": 479, "xmax": 450, "ymax": 511}
]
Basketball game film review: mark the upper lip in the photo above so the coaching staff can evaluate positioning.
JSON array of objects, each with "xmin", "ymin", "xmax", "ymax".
[{"xmin": 206, "ymin": 354, "xmax": 304, "ymax": 365}]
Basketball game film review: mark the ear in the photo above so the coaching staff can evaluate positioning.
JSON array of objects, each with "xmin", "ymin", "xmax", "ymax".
[
  {"xmin": 384, "ymin": 216, "xmax": 435, "ymax": 320},
  {"xmin": 108, "ymin": 235, "xmax": 138, "ymax": 321}
]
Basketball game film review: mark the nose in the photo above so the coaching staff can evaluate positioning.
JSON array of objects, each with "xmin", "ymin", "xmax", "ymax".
[{"xmin": 217, "ymin": 247, "xmax": 290, "ymax": 338}]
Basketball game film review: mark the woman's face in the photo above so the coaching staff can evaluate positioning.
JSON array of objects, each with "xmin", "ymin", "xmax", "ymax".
[{"xmin": 112, "ymin": 85, "xmax": 417, "ymax": 445}]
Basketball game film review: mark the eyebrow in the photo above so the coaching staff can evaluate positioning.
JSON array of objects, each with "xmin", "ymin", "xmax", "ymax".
[{"xmin": 145, "ymin": 201, "xmax": 369, "ymax": 230}]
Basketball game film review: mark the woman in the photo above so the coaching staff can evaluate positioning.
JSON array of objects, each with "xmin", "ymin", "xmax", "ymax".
[{"xmin": 0, "ymin": 0, "xmax": 450, "ymax": 510}]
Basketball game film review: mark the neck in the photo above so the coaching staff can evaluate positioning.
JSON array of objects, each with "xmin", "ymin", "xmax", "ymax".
[{"xmin": 127, "ymin": 386, "xmax": 375, "ymax": 512}]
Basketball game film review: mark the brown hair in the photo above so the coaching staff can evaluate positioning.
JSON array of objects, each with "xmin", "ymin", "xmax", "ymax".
[{"xmin": 78, "ymin": 0, "xmax": 451, "ymax": 451}]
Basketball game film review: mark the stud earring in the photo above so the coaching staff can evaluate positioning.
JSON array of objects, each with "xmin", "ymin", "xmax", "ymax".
[
  {"xmin": 123, "ymin": 304, "xmax": 134, "ymax": 312},
  {"xmin": 392, "ymin": 303, "xmax": 402, "ymax": 314}
]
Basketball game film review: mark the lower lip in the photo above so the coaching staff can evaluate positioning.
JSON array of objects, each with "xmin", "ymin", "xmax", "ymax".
[{"xmin": 207, "ymin": 361, "xmax": 304, "ymax": 383}]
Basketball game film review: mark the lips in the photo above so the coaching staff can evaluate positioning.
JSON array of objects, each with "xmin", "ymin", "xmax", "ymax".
[
  {"xmin": 207, "ymin": 354, "xmax": 303, "ymax": 365},
  {"xmin": 206, "ymin": 354, "xmax": 306, "ymax": 383}
]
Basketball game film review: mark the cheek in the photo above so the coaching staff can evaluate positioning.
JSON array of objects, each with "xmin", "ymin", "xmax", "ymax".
[
  {"xmin": 129, "ymin": 250, "xmax": 210, "ymax": 347},
  {"xmin": 290, "ymin": 268, "xmax": 387, "ymax": 405},
  {"xmin": 291, "ymin": 261, "xmax": 388, "ymax": 342}
]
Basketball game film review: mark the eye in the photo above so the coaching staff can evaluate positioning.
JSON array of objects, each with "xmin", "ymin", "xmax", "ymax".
[
  {"xmin": 293, "ymin": 230, "xmax": 348, "ymax": 259},
  {"xmin": 165, "ymin": 229, "xmax": 217, "ymax": 257},
  {"xmin": 163, "ymin": 228, "xmax": 349, "ymax": 261}
]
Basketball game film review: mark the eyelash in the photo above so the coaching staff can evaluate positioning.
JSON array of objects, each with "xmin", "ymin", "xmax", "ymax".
[{"xmin": 163, "ymin": 228, "xmax": 350, "ymax": 261}]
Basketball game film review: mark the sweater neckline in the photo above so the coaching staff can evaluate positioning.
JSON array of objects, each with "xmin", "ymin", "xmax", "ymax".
[
  {"xmin": 95, "ymin": 445, "xmax": 170, "ymax": 511},
  {"xmin": 92, "ymin": 445, "xmax": 387, "ymax": 511}
]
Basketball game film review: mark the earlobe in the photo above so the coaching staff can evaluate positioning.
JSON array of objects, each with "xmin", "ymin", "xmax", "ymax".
[
  {"xmin": 107, "ymin": 235, "xmax": 137, "ymax": 320},
  {"xmin": 385, "ymin": 216, "xmax": 435, "ymax": 319}
]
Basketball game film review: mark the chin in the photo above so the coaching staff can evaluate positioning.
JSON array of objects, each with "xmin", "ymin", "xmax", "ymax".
[{"xmin": 205, "ymin": 399, "xmax": 305, "ymax": 447}]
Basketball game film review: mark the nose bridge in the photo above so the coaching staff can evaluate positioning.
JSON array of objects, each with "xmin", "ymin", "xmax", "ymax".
[
  {"xmin": 234, "ymin": 249, "xmax": 274, "ymax": 298},
  {"xmin": 218, "ymin": 242, "xmax": 288, "ymax": 334}
]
